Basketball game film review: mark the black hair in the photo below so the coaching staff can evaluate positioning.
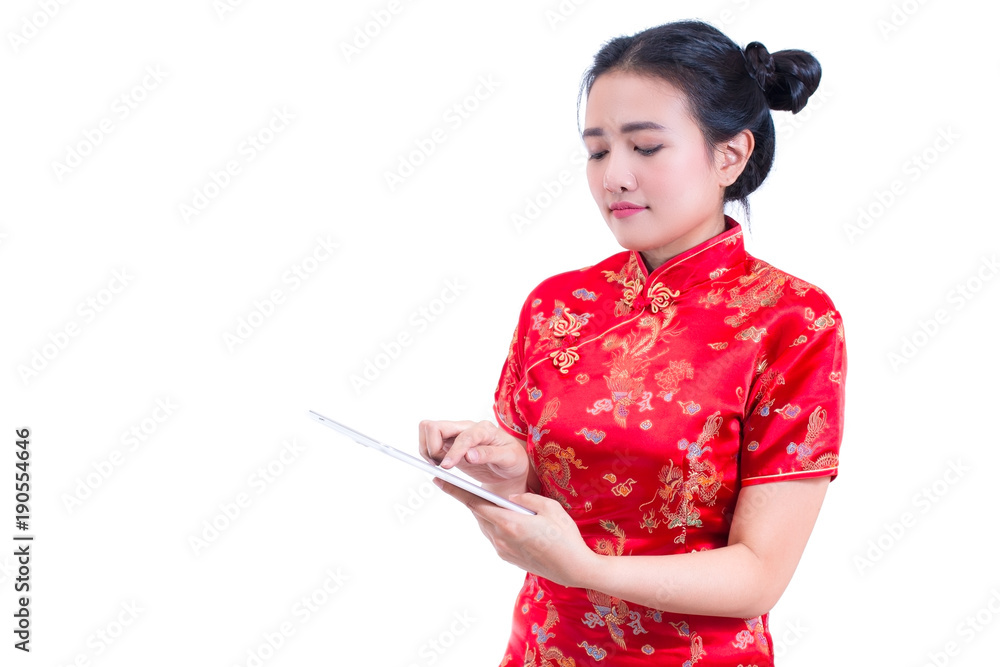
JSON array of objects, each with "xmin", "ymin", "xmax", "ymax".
[{"xmin": 577, "ymin": 20, "xmax": 822, "ymax": 211}]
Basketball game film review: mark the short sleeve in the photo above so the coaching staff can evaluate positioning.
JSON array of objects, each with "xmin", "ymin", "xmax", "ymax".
[
  {"xmin": 493, "ymin": 324, "xmax": 528, "ymax": 440},
  {"xmin": 741, "ymin": 308, "xmax": 847, "ymax": 486},
  {"xmin": 493, "ymin": 302, "xmax": 530, "ymax": 440}
]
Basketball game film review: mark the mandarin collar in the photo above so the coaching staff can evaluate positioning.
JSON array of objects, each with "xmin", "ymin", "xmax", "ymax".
[
  {"xmin": 603, "ymin": 217, "xmax": 746, "ymax": 316},
  {"xmin": 631, "ymin": 216, "xmax": 745, "ymax": 291}
]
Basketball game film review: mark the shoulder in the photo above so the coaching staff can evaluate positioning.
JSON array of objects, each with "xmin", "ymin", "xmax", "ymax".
[
  {"xmin": 743, "ymin": 254, "xmax": 839, "ymax": 310},
  {"xmin": 735, "ymin": 253, "xmax": 843, "ymax": 347},
  {"xmin": 519, "ymin": 250, "xmax": 632, "ymax": 311}
]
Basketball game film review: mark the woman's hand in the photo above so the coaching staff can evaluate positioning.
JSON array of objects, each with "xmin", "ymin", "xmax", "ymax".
[
  {"xmin": 432, "ymin": 479, "xmax": 598, "ymax": 589},
  {"xmin": 418, "ymin": 420, "xmax": 530, "ymax": 493}
]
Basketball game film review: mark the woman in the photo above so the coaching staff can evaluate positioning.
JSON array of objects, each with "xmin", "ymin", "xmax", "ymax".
[{"xmin": 419, "ymin": 19, "xmax": 845, "ymax": 666}]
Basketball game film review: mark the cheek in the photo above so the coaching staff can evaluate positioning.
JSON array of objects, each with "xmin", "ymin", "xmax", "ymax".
[
  {"xmin": 586, "ymin": 164, "xmax": 605, "ymax": 202},
  {"xmin": 678, "ymin": 148, "xmax": 720, "ymax": 187},
  {"xmin": 651, "ymin": 155, "xmax": 714, "ymax": 198}
]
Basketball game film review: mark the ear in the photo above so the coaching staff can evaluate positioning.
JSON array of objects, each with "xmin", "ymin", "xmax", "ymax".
[{"xmin": 715, "ymin": 129, "xmax": 755, "ymax": 187}]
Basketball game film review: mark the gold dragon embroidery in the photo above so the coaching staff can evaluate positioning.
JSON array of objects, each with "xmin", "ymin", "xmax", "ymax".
[
  {"xmin": 601, "ymin": 312, "xmax": 683, "ymax": 427},
  {"xmin": 654, "ymin": 359, "xmax": 694, "ymax": 401},
  {"xmin": 639, "ymin": 412, "xmax": 726, "ymax": 544},
  {"xmin": 724, "ymin": 262, "xmax": 787, "ymax": 329}
]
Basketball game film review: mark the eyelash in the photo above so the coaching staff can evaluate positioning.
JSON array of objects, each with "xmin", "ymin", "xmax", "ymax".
[{"xmin": 588, "ymin": 145, "xmax": 664, "ymax": 160}]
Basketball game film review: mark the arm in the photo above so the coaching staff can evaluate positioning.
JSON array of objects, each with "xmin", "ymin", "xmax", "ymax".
[
  {"xmin": 580, "ymin": 476, "xmax": 830, "ymax": 618},
  {"xmin": 435, "ymin": 474, "xmax": 830, "ymax": 619}
]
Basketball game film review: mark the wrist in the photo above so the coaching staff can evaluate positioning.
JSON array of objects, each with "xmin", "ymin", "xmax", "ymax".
[{"xmin": 571, "ymin": 550, "xmax": 607, "ymax": 590}]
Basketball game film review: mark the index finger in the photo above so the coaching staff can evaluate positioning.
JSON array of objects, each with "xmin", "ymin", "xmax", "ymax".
[
  {"xmin": 418, "ymin": 419, "xmax": 474, "ymax": 465},
  {"xmin": 435, "ymin": 420, "xmax": 503, "ymax": 468}
]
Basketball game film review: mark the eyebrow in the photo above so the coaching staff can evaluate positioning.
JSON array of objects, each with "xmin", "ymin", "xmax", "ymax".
[{"xmin": 582, "ymin": 121, "xmax": 667, "ymax": 138}]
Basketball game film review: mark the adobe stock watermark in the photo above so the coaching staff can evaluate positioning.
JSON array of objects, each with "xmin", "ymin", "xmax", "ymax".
[
  {"xmin": 339, "ymin": 0, "xmax": 416, "ymax": 63},
  {"xmin": 61, "ymin": 397, "xmax": 179, "ymax": 514},
  {"xmin": 384, "ymin": 76, "xmax": 500, "ymax": 192},
  {"xmin": 877, "ymin": 0, "xmax": 932, "ymax": 40},
  {"xmin": 886, "ymin": 254, "xmax": 998, "ymax": 372},
  {"xmin": 232, "ymin": 566, "xmax": 349, "ymax": 667},
  {"xmin": 213, "ymin": 0, "xmax": 249, "ymax": 20},
  {"xmin": 544, "ymin": 0, "xmax": 589, "ymax": 30},
  {"xmin": 223, "ymin": 234, "xmax": 339, "ymax": 352},
  {"xmin": 853, "ymin": 459, "xmax": 969, "ymax": 574},
  {"xmin": 16, "ymin": 267, "xmax": 134, "ymax": 386},
  {"xmin": 511, "ymin": 146, "xmax": 587, "ymax": 234},
  {"xmin": 188, "ymin": 438, "xmax": 305, "ymax": 556},
  {"xmin": 770, "ymin": 619, "xmax": 809, "ymax": 660},
  {"xmin": 403, "ymin": 611, "xmax": 476, "ymax": 667},
  {"xmin": 843, "ymin": 126, "xmax": 959, "ymax": 244},
  {"xmin": 51, "ymin": 65, "xmax": 168, "ymax": 183},
  {"xmin": 55, "ymin": 600, "xmax": 144, "ymax": 666},
  {"xmin": 917, "ymin": 588, "xmax": 1000, "ymax": 667},
  {"xmin": 350, "ymin": 278, "xmax": 467, "ymax": 394},
  {"xmin": 178, "ymin": 106, "xmax": 295, "ymax": 223},
  {"xmin": 394, "ymin": 477, "xmax": 442, "ymax": 525},
  {"xmin": 7, "ymin": 0, "xmax": 73, "ymax": 54},
  {"xmin": 714, "ymin": 0, "xmax": 754, "ymax": 29},
  {"xmin": 774, "ymin": 88, "xmax": 834, "ymax": 142}
]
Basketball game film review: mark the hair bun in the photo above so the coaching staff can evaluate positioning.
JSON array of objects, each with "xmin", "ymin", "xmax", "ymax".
[
  {"xmin": 743, "ymin": 42, "xmax": 775, "ymax": 91},
  {"xmin": 744, "ymin": 42, "xmax": 821, "ymax": 114}
]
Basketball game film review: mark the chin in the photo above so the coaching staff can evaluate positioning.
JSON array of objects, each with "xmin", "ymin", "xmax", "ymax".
[{"xmin": 605, "ymin": 224, "xmax": 660, "ymax": 254}]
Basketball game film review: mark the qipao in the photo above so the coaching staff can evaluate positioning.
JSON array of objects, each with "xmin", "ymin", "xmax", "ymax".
[{"xmin": 492, "ymin": 217, "xmax": 846, "ymax": 667}]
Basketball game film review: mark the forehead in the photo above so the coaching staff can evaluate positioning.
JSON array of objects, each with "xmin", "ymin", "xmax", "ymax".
[{"xmin": 583, "ymin": 70, "xmax": 695, "ymax": 130}]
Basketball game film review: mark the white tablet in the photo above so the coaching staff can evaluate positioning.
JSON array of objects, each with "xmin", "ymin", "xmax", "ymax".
[{"xmin": 307, "ymin": 410, "xmax": 536, "ymax": 515}]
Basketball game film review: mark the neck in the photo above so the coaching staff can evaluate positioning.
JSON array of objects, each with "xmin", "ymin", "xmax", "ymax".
[{"xmin": 639, "ymin": 213, "xmax": 728, "ymax": 273}]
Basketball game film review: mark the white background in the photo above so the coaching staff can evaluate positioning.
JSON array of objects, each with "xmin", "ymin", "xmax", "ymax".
[{"xmin": 2, "ymin": 0, "xmax": 997, "ymax": 665}]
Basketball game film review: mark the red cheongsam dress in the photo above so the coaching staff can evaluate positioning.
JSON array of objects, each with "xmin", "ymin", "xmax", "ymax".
[{"xmin": 492, "ymin": 217, "xmax": 846, "ymax": 666}]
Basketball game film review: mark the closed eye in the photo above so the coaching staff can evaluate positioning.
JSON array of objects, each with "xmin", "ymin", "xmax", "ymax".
[
  {"xmin": 636, "ymin": 145, "xmax": 663, "ymax": 156},
  {"xmin": 588, "ymin": 144, "xmax": 663, "ymax": 160}
]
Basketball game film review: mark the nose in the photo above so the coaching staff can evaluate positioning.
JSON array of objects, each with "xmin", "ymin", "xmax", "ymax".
[{"xmin": 602, "ymin": 152, "xmax": 636, "ymax": 192}]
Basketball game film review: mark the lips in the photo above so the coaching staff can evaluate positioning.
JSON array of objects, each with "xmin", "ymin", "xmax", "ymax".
[{"xmin": 610, "ymin": 201, "xmax": 646, "ymax": 219}]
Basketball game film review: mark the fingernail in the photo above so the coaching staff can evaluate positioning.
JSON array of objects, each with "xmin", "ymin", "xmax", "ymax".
[
  {"xmin": 440, "ymin": 457, "xmax": 451, "ymax": 468},
  {"xmin": 466, "ymin": 449, "xmax": 478, "ymax": 462}
]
